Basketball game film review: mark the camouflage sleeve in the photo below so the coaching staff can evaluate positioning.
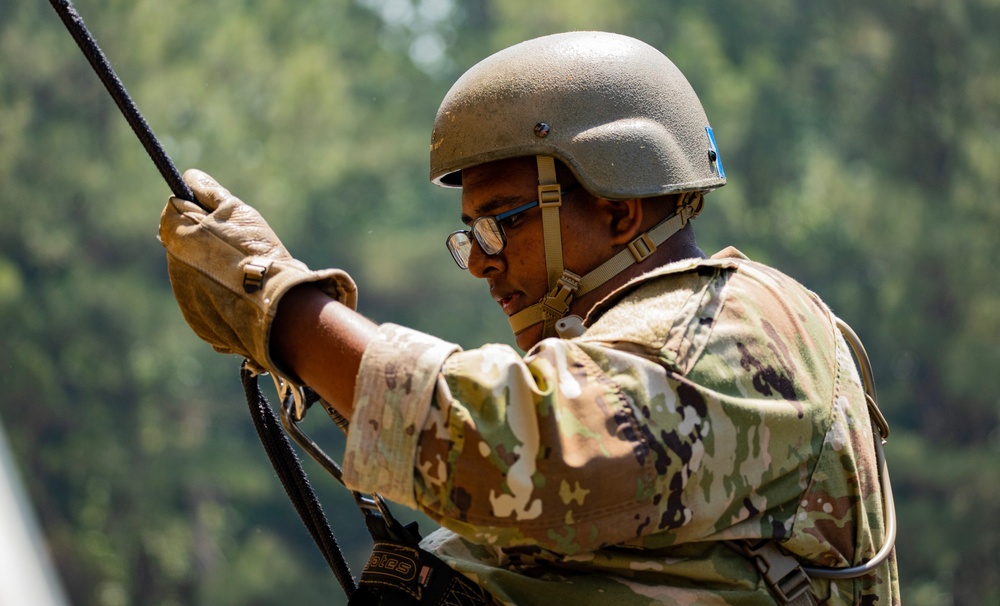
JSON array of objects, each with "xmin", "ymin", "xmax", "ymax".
[
  {"xmin": 414, "ymin": 339, "xmax": 691, "ymax": 554},
  {"xmin": 342, "ymin": 317, "xmax": 689, "ymax": 554},
  {"xmin": 342, "ymin": 323, "xmax": 461, "ymax": 508}
]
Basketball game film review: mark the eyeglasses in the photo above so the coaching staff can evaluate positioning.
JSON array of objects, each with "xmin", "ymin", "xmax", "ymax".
[{"xmin": 446, "ymin": 187, "xmax": 576, "ymax": 269}]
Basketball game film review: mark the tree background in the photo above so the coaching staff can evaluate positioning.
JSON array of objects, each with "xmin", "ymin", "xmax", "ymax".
[{"xmin": 1, "ymin": 0, "xmax": 998, "ymax": 604}]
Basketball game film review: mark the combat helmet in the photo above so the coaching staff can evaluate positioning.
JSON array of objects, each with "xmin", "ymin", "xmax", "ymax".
[{"xmin": 431, "ymin": 31, "xmax": 726, "ymax": 340}]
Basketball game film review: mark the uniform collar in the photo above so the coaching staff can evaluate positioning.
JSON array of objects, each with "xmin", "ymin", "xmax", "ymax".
[{"xmin": 582, "ymin": 247, "xmax": 749, "ymax": 327}]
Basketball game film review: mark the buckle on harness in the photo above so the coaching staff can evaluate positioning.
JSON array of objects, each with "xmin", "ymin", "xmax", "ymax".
[
  {"xmin": 537, "ymin": 183, "xmax": 563, "ymax": 207},
  {"xmin": 627, "ymin": 233, "xmax": 656, "ymax": 263},
  {"xmin": 740, "ymin": 540, "xmax": 813, "ymax": 605}
]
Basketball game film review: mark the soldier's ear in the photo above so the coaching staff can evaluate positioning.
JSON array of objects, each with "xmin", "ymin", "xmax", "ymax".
[{"xmin": 605, "ymin": 198, "xmax": 644, "ymax": 246}]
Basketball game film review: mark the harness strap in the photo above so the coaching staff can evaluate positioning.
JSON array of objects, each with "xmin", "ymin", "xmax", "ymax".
[
  {"xmin": 507, "ymin": 191, "xmax": 702, "ymax": 337},
  {"xmin": 577, "ymin": 194, "xmax": 698, "ymax": 296},
  {"xmin": 352, "ymin": 539, "xmax": 492, "ymax": 606},
  {"xmin": 352, "ymin": 507, "xmax": 492, "ymax": 606},
  {"xmin": 536, "ymin": 156, "xmax": 564, "ymax": 288}
]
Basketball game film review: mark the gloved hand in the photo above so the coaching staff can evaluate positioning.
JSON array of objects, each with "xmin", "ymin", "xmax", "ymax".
[{"xmin": 159, "ymin": 169, "xmax": 357, "ymax": 377}]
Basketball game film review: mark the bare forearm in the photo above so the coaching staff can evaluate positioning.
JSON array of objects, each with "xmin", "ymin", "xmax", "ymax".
[{"xmin": 271, "ymin": 284, "xmax": 378, "ymax": 418}]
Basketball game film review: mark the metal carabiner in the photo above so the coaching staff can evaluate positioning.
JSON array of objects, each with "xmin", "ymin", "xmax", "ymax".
[
  {"xmin": 273, "ymin": 375, "xmax": 398, "ymax": 520},
  {"xmin": 802, "ymin": 319, "xmax": 897, "ymax": 579}
]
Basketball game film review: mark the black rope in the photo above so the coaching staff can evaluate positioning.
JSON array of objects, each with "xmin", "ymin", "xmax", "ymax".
[
  {"xmin": 49, "ymin": 0, "xmax": 376, "ymax": 599},
  {"xmin": 48, "ymin": 0, "xmax": 196, "ymax": 204},
  {"xmin": 241, "ymin": 366, "xmax": 358, "ymax": 597},
  {"xmin": 49, "ymin": 1, "xmax": 358, "ymax": 595}
]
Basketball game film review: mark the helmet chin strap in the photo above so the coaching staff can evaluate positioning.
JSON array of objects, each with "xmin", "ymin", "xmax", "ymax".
[{"xmin": 508, "ymin": 156, "xmax": 702, "ymax": 340}]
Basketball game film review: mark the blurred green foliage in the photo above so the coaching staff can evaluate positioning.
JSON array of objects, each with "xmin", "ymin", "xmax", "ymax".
[{"xmin": 1, "ymin": 0, "xmax": 997, "ymax": 604}]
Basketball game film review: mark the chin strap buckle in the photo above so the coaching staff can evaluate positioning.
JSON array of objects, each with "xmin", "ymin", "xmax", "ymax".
[
  {"xmin": 541, "ymin": 271, "xmax": 581, "ymax": 319},
  {"xmin": 535, "ymin": 270, "xmax": 581, "ymax": 339}
]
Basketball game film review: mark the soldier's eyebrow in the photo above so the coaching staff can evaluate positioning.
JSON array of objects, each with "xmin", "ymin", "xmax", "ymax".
[{"xmin": 460, "ymin": 195, "xmax": 524, "ymax": 226}]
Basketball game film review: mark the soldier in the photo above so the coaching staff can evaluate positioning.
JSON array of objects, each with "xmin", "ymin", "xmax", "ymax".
[{"xmin": 160, "ymin": 32, "xmax": 899, "ymax": 605}]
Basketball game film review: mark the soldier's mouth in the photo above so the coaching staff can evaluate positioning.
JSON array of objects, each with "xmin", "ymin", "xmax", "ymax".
[{"xmin": 497, "ymin": 293, "xmax": 520, "ymax": 315}]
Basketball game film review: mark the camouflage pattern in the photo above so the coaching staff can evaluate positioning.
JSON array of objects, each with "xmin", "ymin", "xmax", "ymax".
[{"xmin": 343, "ymin": 247, "xmax": 899, "ymax": 605}]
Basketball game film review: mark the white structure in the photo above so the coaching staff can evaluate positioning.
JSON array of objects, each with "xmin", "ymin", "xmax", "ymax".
[{"xmin": 0, "ymin": 416, "xmax": 70, "ymax": 606}]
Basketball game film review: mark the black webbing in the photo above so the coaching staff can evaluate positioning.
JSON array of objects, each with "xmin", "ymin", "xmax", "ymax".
[
  {"xmin": 241, "ymin": 366, "xmax": 358, "ymax": 597},
  {"xmin": 48, "ymin": 0, "xmax": 196, "ymax": 204}
]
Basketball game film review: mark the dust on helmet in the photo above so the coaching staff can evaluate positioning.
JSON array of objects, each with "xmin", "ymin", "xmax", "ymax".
[{"xmin": 431, "ymin": 31, "xmax": 726, "ymax": 341}]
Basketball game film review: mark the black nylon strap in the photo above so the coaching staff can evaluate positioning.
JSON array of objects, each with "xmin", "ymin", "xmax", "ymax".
[
  {"xmin": 352, "ymin": 500, "xmax": 492, "ymax": 606},
  {"xmin": 352, "ymin": 540, "xmax": 492, "ymax": 606}
]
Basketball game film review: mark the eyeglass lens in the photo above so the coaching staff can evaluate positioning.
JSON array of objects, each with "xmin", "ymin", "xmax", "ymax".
[
  {"xmin": 447, "ymin": 231, "xmax": 472, "ymax": 268},
  {"xmin": 446, "ymin": 190, "xmax": 569, "ymax": 269},
  {"xmin": 447, "ymin": 215, "xmax": 507, "ymax": 269},
  {"xmin": 472, "ymin": 219, "xmax": 505, "ymax": 255}
]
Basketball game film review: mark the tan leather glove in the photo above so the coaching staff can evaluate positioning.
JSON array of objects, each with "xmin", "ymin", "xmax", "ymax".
[{"xmin": 159, "ymin": 169, "xmax": 357, "ymax": 376}]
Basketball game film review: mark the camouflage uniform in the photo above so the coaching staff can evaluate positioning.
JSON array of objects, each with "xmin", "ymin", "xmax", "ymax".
[{"xmin": 342, "ymin": 248, "xmax": 900, "ymax": 605}]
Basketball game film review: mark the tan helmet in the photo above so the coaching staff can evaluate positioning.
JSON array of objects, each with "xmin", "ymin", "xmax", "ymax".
[
  {"xmin": 430, "ymin": 31, "xmax": 726, "ymax": 198},
  {"xmin": 431, "ymin": 32, "xmax": 725, "ymax": 342}
]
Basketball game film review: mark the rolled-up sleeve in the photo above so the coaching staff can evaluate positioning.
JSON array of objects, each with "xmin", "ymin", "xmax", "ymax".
[{"xmin": 342, "ymin": 323, "xmax": 461, "ymax": 508}]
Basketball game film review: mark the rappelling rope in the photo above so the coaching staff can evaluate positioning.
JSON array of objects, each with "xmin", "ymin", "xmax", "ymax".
[
  {"xmin": 48, "ymin": 0, "xmax": 196, "ymax": 205},
  {"xmin": 241, "ymin": 364, "xmax": 359, "ymax": 597}
]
